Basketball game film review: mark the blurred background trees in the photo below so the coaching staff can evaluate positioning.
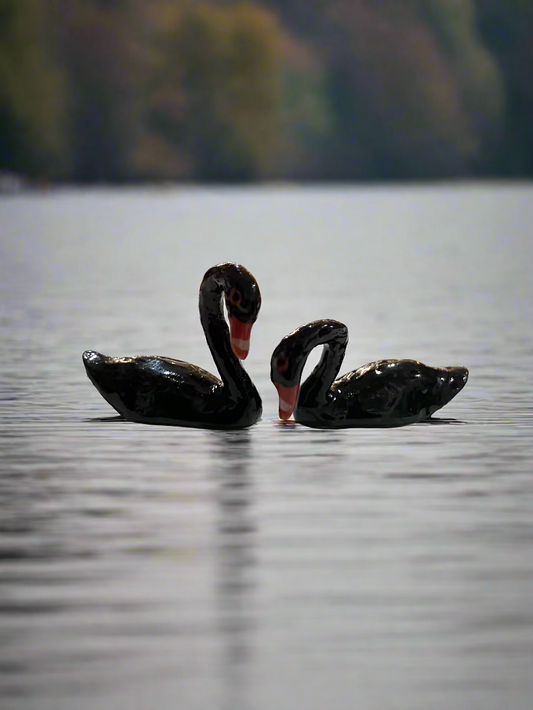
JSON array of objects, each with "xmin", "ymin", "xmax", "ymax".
[
  {"xmin": 147, "ymin": 3, "xmax": 284, "ymax": 181},
  {"xmin": 0, "ymin": 0, "xmax": 68, "ymax": 178},
  {"xmin": 0, "ymin": 0, "xmax": 531, "ymax": 183}
]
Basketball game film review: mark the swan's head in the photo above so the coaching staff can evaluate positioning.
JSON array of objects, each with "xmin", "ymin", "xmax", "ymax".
[
  {"xmin": 270, "ymin": 327, "xmax": 311, "ymax": 420},
  {"xmin": 200, "ymin": 263, "xmax": 262, "ymax": 360},
  {"xmin": 270, "ymin": 320, "xmax": 347, "ymax": 420},
  {"xmin": 221, "ymin": 263, "xmax": 262, "ymax": 360}
]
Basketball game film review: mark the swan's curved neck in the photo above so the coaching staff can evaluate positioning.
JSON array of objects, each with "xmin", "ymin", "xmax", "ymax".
[
  {"xmin": 300, "ymin": 323, "xmax": 348, "ymax": 406},
  {"xmin": 199, "ymin": 269, "xmax": 252, "ymax": 398}
]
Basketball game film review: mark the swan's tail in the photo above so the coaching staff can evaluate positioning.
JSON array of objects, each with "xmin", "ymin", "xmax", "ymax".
[
  {"xmin": 82, "ymin": 350, "xmax": 119, "ymax": 393},
  {"xmin": 83, "ymin": 350, "xmax": 106, "ymax": 377},
  {"xmin": 82, "ymin": 349, "xmax": 132, "ymax": 417}
]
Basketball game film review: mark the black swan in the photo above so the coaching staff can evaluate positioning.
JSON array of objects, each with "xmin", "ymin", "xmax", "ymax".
[
  {"xmin": 83, "ymin": 263, "xmax": 262, "ymax": 429},
  {"xmin": 271, "ymin": 319, "xmax": 468, "ymax": 428}
]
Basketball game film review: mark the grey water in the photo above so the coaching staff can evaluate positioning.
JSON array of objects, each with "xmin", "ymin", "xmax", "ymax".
[{"xmin": 0, "ymin": 184, "xmax": 532, "ymax": 710}]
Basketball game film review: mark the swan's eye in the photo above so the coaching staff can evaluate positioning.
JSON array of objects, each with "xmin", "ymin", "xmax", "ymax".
[
  {"xmin": 229, "ymin": 288, "xmax": 242, "ymax": 307},
  {"xmin": 276, "ymin": 355, "xmax": 289, "ymax": 373}
]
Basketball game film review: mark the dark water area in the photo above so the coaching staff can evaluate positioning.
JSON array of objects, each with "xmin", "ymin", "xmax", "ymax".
[{"xmin": 1, "ymin": 184, "xmax": 532, "ymax": 709}]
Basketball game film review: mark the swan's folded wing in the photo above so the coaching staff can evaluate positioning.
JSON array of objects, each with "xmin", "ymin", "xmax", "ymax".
[
  {"xmin": 336, "ymin": 359, "xmax": 427, "ymax": 417},
  {"xmin": 134, "ymin": 357, "xmax": 222, "ymax": 394},
  {"xmin": 106, "ymin": 356, "xmax": 223, "ymax": 419}
]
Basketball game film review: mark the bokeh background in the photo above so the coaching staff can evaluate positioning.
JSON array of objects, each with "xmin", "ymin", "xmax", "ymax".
[{"xmin": 1, "ymin": 0, "xmax": 533, "ymax": 185}]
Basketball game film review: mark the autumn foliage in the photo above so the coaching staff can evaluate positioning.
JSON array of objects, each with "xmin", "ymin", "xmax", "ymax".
[{"xmin": 1, "ymin": 0, "xmax": 532, "ymax": 182}]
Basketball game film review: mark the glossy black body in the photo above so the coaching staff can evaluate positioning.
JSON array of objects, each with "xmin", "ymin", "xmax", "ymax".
[
  {"xmin": 83, "ymin": 263, "xmax": 262, "ymax": 429},
  {"xmin": 271, "ymin": 320, "xmax": 469, "ymax": 428}
]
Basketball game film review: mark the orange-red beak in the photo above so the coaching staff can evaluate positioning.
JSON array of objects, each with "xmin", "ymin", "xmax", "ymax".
[
  {"xmin": 229, "ymin": 317, "xmax": 253, "ymax": 360},
  {"xmin": 275, "ymin": 383, "xmax": 300, "ymax": 420}
]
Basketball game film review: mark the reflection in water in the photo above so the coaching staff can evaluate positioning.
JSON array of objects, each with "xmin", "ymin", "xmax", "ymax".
[
  {"xmin": 419, "ymin": 417, "xmax": 466, "ymax": 425},
  {"xmin": 274, "ymin": 420, "xmax": 299, "ymax": 429},
  {"xmin": 211, "ymin": 431, "xmax": 255, "ymax": 710},
  {"xmin": 275, "ymin": 417, "xmax": 466, "ymax": 429}
]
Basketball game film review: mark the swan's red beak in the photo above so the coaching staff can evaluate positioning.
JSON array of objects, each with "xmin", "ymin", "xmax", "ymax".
[
  {"xmin": 275, "ymin": 383, "xmax": 300, "ymax": 421},
  {"xmin": 229, "ymin": 317, "xmax": 253, "ymax": 360}
]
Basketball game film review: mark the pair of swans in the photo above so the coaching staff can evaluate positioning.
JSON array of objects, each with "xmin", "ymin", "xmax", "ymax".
[{"xmin": 83, "ymin": 262, "xmax": 468, "ymax": 429}]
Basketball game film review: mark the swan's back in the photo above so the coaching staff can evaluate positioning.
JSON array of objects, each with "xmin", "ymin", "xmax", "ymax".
[
  {"xmin": 83, "ymin": 351, "xmax": 226, "ymax": 425},
  {"xmin": 334, "ymin": 359, "xmax": 469, "ymax": 421}
]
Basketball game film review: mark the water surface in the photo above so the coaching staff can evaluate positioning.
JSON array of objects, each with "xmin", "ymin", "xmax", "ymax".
[{"xmin": 1, "ymin": 184, "xmax": 533, "ymax": 709}]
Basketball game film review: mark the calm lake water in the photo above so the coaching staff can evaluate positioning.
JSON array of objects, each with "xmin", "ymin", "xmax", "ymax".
[{"xmin": 1, "ymin": 184, "xmax": 533, "ymax": 710}]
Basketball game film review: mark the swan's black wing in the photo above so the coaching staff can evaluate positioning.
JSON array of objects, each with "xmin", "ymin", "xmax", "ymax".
[
  {"xmin": 84, "ymin": 353, "xmax": 226, "ymax": 425},
  {"xmin": 331, "ymin": 359, "xmax": 467, "ymax": 424}
]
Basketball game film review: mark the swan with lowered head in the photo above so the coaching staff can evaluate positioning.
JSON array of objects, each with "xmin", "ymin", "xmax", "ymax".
[{"xmin": 271, "ymin": 319, "xmax": 468, "ymax": 428}]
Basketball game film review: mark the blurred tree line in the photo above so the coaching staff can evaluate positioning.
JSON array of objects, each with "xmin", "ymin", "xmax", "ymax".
[{"xmin": 1, "ymin": 0, "xmax": 532, "ymax": 183}]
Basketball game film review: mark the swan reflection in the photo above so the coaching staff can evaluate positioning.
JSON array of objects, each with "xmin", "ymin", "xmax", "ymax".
[{"xmin": 211, "ymin": 431, "xmax": 256, "ymax": 710}]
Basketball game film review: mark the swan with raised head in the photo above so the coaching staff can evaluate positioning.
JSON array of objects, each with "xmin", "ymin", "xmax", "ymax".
[
  {"xmin": 83, "ymin": 263, "xmax": 262, "ymax": 429},
  {"xmin": 271, "ymin": 319, "xmax": 468, "ymax": 428}
]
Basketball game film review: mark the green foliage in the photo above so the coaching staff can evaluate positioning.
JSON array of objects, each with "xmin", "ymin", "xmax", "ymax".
[
  {"xmin": 275, "ymin": 37, "xmax": 332, "ymax": 179},
  {"xmin": 416, "ymin": 0, "xmax": 505, "ymax": 163},
  {"xmin": 320, "ymin": 0, "xmax": 481, "ymax": 178},
  {"xmin": 1, "ymin": 0, "xmax": 532, "ymax": 180},
  {"xmin": 59, "ymin": 0, "xmax": 144, "ymax": 181},
  {"xmin": 0, "ymin": 0, "xmax": 68, "ymax": 177},
  {"xmin": 475, "ymin": 0, "xmax": 533, "ymax": 173},
  {"xmin": 150, "ymin": 2, "xmax": 284, "ymax": 181}
]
